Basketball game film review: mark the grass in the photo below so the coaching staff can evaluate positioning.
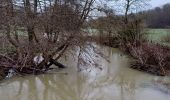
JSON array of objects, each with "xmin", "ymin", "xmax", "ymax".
[
  {"xmin": 0, "ymin": 28, "xmax": 28, "ymax": 37},
  {"xmin": 146, "ymin": 29, "xmax": 170, "ymax": 43}
]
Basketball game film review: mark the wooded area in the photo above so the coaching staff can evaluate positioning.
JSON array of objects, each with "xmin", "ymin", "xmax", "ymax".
[{"xmin": 144, "ymin": 3, "xmax": 170, "ymax": 28}]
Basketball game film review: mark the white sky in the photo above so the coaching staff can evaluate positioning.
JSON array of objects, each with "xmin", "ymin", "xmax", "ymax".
[
  {"xmin": 92, "ymin": 0, "xmax": 170, "ymax": 16},
  {"xmin": 149, "ymin": 0, "xmax": 170, "ymax": 8}
]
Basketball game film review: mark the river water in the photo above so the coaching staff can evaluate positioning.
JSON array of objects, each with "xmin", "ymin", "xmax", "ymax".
[{"xmin": 0, "ymin": 46, "xmax": 170, "ymax": 100}]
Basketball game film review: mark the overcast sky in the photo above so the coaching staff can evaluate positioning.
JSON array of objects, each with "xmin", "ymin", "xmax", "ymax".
[
  {"xmin": 92, "ymin": 0, "xmax": 170, "ymax": 16},
  {"xmin": 149, "ymin": 0, "xmax": 170, "ymax": 8}
]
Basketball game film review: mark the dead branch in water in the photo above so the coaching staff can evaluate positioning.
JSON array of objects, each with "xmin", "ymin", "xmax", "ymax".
[{"xmin": 0, "ymin": 0, "xmax": 107, "ymax": 79}]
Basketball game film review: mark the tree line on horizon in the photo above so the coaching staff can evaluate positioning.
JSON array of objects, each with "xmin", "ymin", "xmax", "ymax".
[
  {"xmin": 143, "ymin": 3, "xmax": 170, "ymax": 28},
  {"xmin": 90, "ymin": 3, "xmax": 170, "ymax": 29}
]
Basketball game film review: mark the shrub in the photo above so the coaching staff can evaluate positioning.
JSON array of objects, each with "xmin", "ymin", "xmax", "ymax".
[{"xmin": 129, "ymin": 42, "xmax": 170, "ymax": 75}]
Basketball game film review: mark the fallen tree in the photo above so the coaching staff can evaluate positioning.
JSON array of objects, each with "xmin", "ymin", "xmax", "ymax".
[{"xmin": 0, "ymin": 0, "xmax": 97, "ymax": 79}]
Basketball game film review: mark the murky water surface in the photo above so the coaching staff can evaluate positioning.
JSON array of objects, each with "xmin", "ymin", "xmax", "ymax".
[{"xmin": 0, "ymin": 47, "xmax": 170, "ymax": 100}]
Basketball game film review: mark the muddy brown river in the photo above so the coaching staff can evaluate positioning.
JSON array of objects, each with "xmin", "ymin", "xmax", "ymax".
[{"xmin": 0, "ymin": 46, "xmax": 170, "ymax": 100}]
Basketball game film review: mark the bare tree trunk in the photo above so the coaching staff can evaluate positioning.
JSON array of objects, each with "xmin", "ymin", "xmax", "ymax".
[
  {"xmin": 4, "ymin": 0, "xmax": 19, "ymax": 48},
  {"xmin": 5, "ymin": 26, "xmax": 18, "ymax": 48},
  {"xmin": 34, "ymin": 0, "xmax": 38, "ymax": 14},
  {"xmin": 124, "ymin": 0, "xmax": 130, "ymax": 24},
  {"xmin": 24, "ymin": 0, "xmax": 39, "ymax": 43},
  {"xmin": 27, "ymin": 26, "xmax": 34, "ymax": 42}
]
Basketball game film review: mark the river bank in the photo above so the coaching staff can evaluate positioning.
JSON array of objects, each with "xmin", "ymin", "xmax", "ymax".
[{"xmin": 99, "ymin": 32, "xmax": 170, "ymax": 76}]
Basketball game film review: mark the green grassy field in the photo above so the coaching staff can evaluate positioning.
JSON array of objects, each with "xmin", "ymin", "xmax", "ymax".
[
  {"xmin": 146, "ymin": 29, "xmax": 170, "ymax": 44},
  {"xmin": 0, "ymin": 27, "xmax": 28, "ymax": 37}
]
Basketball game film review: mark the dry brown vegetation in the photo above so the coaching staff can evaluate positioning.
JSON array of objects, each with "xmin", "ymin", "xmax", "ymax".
[
  {"xmin": 118, "ymin": 19, "xmax": 170, "ymax": 76},
  {"xmin": 94, "ymin": 9, "xmax": 170, "ymax": 76},
  {"xmin": 129, "ymin": 42, "xmax": 170, "ymax": 76},
  {"xmin": 0, "ymin": 0, "xmax": 170, "ymax": 80},
  {"xmin": 0, "ymin": 0, "xmax": 99, "ymax": 79}
]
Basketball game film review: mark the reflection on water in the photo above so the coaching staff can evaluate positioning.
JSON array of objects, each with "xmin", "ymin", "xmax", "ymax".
[{"xmin": 0, "ymin": 47, "xmax": 170, "ymax": 100}]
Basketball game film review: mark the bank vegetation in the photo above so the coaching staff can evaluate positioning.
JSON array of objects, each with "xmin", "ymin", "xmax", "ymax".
[{"xmin": 0, "ymin": 0, "xmax": 170, "ymax": 80}]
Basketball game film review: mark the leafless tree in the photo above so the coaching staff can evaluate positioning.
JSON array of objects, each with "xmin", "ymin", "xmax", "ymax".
[
  {"xmin": 0, "ymin": 0, "xmax": 99, "ymax": 75},
  {"xmin": 112, "ymin": 0, "xmax": 150, "ymax": 24}
]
